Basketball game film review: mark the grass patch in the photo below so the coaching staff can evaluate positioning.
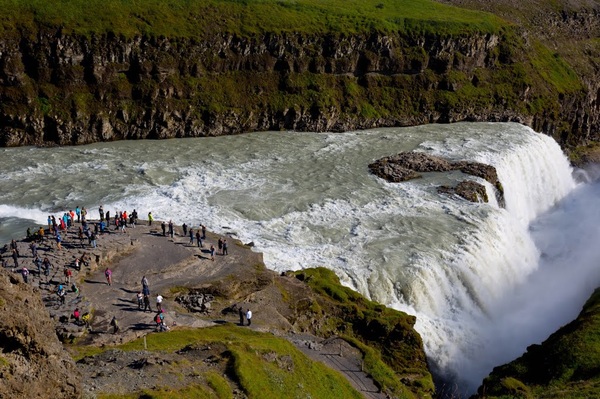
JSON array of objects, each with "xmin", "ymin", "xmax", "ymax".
[
  {"xmin": 0, "ymin": 0, "xmax": 506, "ymax": 38},
  {"xmin": 168, "ymin": 286, "xmax": 190, "ymax": 296},
  {"xmin": 344, "ymin": 335, "xmax": 418, "ymax": 397},
  {"xmin": 98, "ymin": 384, "xmax": 215, "ymax": 399},
  {"xmin": 529, "ymin": 40, "xmax": 583, "ymax": 94},
  {"xmin": 75, "ymin": 325, "xmax": 362, "ymax": 399},
  {"xmin": 293, "ymin": 268, "xmax": 433, "ymax": 397},
  {"xmin": 204, "ymin": 371, "xmax": 233, "ymax": 399}
]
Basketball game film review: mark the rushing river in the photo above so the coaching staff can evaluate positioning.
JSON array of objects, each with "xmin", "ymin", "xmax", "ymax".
[{"xmin": 1, "ymin": 122, "xmax": 599, "ymax": 394}]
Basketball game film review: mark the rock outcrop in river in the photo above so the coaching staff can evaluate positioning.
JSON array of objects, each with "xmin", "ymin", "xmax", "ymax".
[{"xmin": 368, "ymin": 152, "xmax": 504, "ymax": 205}]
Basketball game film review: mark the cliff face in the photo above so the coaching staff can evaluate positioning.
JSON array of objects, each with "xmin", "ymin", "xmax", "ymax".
[
  {"xmin": 1, "ymin": 17, "xmax": 598, "ymax": 148},
  {"xmin": 0, "ymin": 268, "xmax": 82, "ymax": 398}
]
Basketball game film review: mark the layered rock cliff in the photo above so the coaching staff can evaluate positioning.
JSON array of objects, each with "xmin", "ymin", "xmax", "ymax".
[{"xmin": 0, "ymin": 0, "xmax": 599, "ymax": 149}]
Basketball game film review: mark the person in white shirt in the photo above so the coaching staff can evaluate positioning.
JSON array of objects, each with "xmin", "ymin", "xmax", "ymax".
[{"xmin": 156, "ymin": 294, "xmax": 163, "ymax": 312}]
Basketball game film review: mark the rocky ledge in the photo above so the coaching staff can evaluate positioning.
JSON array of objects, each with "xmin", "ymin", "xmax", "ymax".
[
  {"xmin": 368, "ymin": 152, "xmax": 504, "ymax": 205},
  {"xmin": 0, "ymin": 219, "xmax": 433, "ymax": 398}
]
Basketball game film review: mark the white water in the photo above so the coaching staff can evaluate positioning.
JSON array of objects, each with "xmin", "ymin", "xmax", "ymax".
[{"xmin": 0, "ymin": 122, "xmax": 596, "ymax": 395}]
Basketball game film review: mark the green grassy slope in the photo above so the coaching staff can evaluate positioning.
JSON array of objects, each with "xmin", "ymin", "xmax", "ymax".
[
  {"xmin": 74, "ymin": 325, "xmax": 365, "ymax": 399},
  {"xmin": 293, "ymin": 268, "xmax": 434, "ymax": 398},
  {"xmin": 70, "ymin": 267, "xmax": 433, "ymax": 399},
  {"xmin": 475, "ymin": 288, "xmax": 600, "ymax": 398},
  {"xmin": 0, "ymin": 0, "xmax": 504, "ymax": 38}
]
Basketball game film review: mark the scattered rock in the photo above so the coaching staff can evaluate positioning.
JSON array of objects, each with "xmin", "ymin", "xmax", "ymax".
[{"xmin": 175, "ymin": 292, "xmax": 215, "ymax": 313}]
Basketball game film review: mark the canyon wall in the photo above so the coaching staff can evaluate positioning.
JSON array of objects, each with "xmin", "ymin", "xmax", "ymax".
[{"xmin": 0, "ymin": 10, "xmax": 599, "ymax": 148}]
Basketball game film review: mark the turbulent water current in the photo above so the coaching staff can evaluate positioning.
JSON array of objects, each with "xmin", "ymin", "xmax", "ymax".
[{"xmin": 1, "ymin": 122, "xmax": 599, "ymax": 394}]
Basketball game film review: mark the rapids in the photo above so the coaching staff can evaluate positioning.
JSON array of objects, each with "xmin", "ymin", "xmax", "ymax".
[{"xmin": 0, "ymin": 122, "xmax": 596, "ymax": 394}]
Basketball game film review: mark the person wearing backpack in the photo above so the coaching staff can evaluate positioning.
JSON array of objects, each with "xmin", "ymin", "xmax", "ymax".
[
  {"xmin": 57, "ymin": 284, "xmax": 66, "ymax": 305},
  {"xmin": 154, "ymin": 311, "xmax": 166, "ymax": 331}
]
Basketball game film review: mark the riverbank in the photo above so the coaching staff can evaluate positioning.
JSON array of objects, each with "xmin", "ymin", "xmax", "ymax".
[{"xmin": 0, "ymin": 217, "xmax": 433, "ymax": 398}]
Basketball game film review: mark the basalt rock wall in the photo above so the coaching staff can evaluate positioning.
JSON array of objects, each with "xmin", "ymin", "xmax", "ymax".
[{"xmin": 0, "ymin": 23, "xmax": 598, "ymax": 147}]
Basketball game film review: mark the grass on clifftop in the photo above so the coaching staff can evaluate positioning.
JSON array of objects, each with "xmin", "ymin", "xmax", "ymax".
[
  {"xmin": 294, "ymin": 267, "xmax": 434, "ymax": 398},
  {"xmin": 0, "ymin": 0, "xmax": 505, "ymax": 38},
  {"xmin": 73, "ymin": 325, "xmax": 363, "ymax": 399}
]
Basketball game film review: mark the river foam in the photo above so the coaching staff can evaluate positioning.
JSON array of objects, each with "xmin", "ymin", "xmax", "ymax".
[{"xmin": 0, "ymin": 122, "xmax": 594, "ymax": 395}]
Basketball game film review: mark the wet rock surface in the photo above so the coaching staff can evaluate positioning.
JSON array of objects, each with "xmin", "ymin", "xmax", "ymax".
[{"xmin": 369, "ymin": 151, "xmax": 504, "ymax": 205}]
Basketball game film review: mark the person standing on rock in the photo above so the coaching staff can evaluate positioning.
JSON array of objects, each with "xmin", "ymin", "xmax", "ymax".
[
  {"xmin": 90, "ymin": 231, "xmax": 98, "ymax": 248},
  {"xmin": 142, "ymin": 276, "xmax": 149, "ymax": 290},
  {"xmin": 143, "ymin": 294, "xmax": 152, "ymax": 312},
  {"xmin": 82, "ymin": 312, "xmax": 91, "ymax": 330},
  {"xmin": 168, "ymin": 220, "xmax": 174, "ymax": 239},
  {"xmin": 161, "ymin": 221, "xmax": 166, "ymax": 236},
  {"xmin": 246, "ymin": 309, "xmax": 252, "ymax": 326},
  {"xmin": 182, "ymin": 223, "xmax": 188, "ymax": 237},
  {"xmin": 218, "ymin": 238, "xmax": 223, "ymax": 255},
  {"xmin": 99, "ymin": 205, "xmax": 104, "ymax": 222},
  {"xmin": 148, "ymin": 212, "xmax": 153, "ymax": 226},
  {"xmin": 201, "ymin": 224, "xmax": 206, "ymax": 240},
  {"xmin": 137, "ymin": 292, "xmax": 144, "ymax": 310},
  {"xmin": 222, "ymin": 239, "xmax": 228, "ymax": 256},
  {"xmin": 55, "ymin": 232, "xmax": 63, "ymax": 250},
  {"xmin": 10, "ymin": 239, "xmax": 19, "ymax": 257},
  {"xmin": 196, "ymin": 230, "xmax": 202, "ymax": 248},
  {"xmin": 154, "ymin": 311, "xmax": 166, "ymax": 331},
  {"xmin": 105, "ymin": 268, "xmax": 112, "ymax": 285},
  {"xmin": 75, "ymin": 206, "xmax": 81, "ymax": 223},
  {"xmin": 38, "ymin": 226, "xmax": 45, "ymax": 243},
  {"xmin": 33, "ymin": 255, "xmax": 42, "ymax": 276},
  {"xmin": 210, "ymin": 245, "xmax": 215, "ymax": 261},
  {"xmin": 189, "ymin": 228, "xmax": 194, "ymax": 245},
  {"xmin": 156, "ymin": 294, "xmax": 163, "ymax": 312},
  {"xmin": 57, "ymin": 284, "xmax": 66, "ymax": 305},
  {"xmin": 64, "ymin": 267, "xmax": 72, "ymax": 285},
  {"xmin": 11, "ymin": 249, "xmax": 18, "ymax": 268},
  {"xmin": 238, "ymin": 305, "xmax": 244, "ymax": 326},
  {"xmin": 21, "ymin": 266, "xmax": 29, "ymax": 283},
  {"xmin": 110, "ymin": 316, "xmax": 119, "ymax": 334},
  {"xmin": 29, "ymin": 241, "xmax": 38, "ymax": 258},
  {"xmin": 42, "ymin": 257, "xmax": 52, "ymax": 282}
]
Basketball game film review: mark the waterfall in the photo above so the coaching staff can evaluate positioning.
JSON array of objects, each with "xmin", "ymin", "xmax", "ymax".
[
  {"xmin": 0, "ymin": 123, "xmax": 587, "ymax": 396},
  {"xmin": 411, "ymin": 127, "xmax": 577, "ymax": 393}
]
